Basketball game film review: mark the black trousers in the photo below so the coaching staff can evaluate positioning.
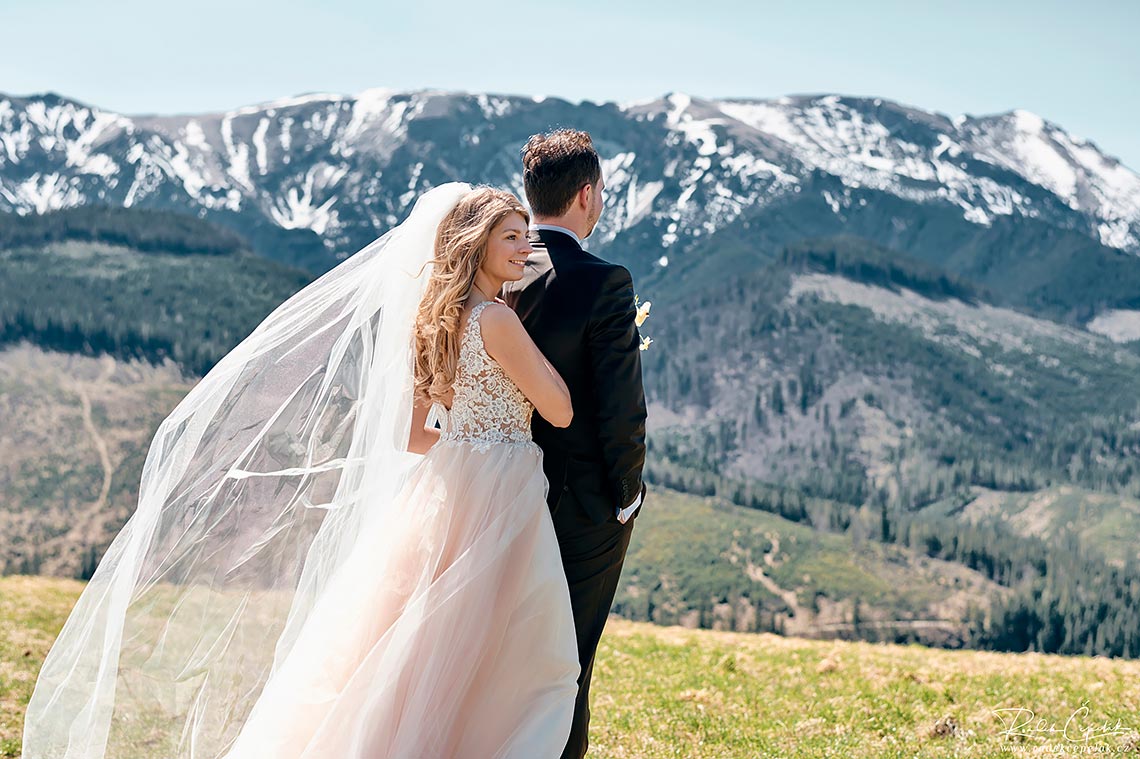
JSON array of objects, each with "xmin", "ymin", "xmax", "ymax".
[{"xmin": 551, "ymin": 491, "xmax": 638, "ymax": 759}]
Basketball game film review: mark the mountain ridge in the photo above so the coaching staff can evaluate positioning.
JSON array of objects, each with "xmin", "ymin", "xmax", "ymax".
[{"xmin": 2, "ymin": 87, "xmax": 1137, "ymax": 281}]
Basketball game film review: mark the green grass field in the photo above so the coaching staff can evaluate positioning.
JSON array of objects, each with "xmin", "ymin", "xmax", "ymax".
[{"xmin": 3, "ymin": 576, "xmax": 1139, "ymax": 758}]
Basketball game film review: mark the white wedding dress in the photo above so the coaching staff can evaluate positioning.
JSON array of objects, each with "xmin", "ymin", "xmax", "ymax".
[
  {"xmin": 21, "ymin": 185, "xmax": 579, "ymax": 759},
  {"xmin": 219, "ymin": 299, "xmax": 580, "ymax": 758}
]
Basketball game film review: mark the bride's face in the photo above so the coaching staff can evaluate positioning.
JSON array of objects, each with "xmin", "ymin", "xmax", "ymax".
[{"xmin": 480, "ymin": 212, "xmax": 532, "ymax": 282}]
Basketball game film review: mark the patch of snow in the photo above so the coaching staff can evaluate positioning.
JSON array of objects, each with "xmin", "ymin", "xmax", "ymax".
[
  {"xmin": 76, "ymin": 153, "xmax": 118, "ymax": 179},
  {"xmin": 407, "ymin": 161, "xmax": 423, "ymax": 190},
  {"xmin": 963, "ymin": 205, "xmax": 991, "ymax": 225},
  {"xmin": 318, "ymin": 109, "xmax": 339, "ymax": 140},
  {"xmin": 24, "ymin": 100, "xmax": 67, "ymax": 135},
  {"xmin": 932, "ymin": 134, "xmax": 962, "ymax": 160},
  {"xmin": 1051, "ymin": 133, "xmax": 1140, "ymax": 249},
  {"xmin": 343, "ymin": 88, "xmax": 397, "ymax": 142},
  {"xmin": 122, "ymin": 144, "xmax": 166, "ymax": 207},
  {"xmin": 166, "ymin": 140, "xmax": 205, "ymax": 197},
  {"xmin": 253, "ymin": 117, "xmax": 271, "ymax": 175},
  {"xmin": 61, "ymin": 110, "xmax": 127, "ymax": 179},
  {"xmin": 1008, "ymin": 114, "xmax": 1078, "ymax": 200},
  {"xmin": 721, "ymin": 151, "xmax": 796, "ymax": 184},
  {"xmin": 279, "ymin": 116, "xmax": 294, "ymax": 153},
  {"xmin": 0, "ymin": 120, "xmax": 33, "ymax": 163},
  {"xmin": 1087, "ymin": 310, "xmax": 1140, "ymax": 343},
  {"xmin": 16, "ymin": 172, "xmax": 82, "ymax": 213},
  {"xmin": 666, "ymin": 94, "xmax": 720, "ymax": 157},
  {"xmin": 1012, "ymin": 109, "xmax": 1044, "ymax": 133},
  {"xmin": 476, "ymin": 94, "xmax": 512, "ymax": 119},
  {"xmin": 601, "ymin": 151, "xmax": 636, "ymax": 186},
  {"xmin": 622, "ymin": 178, "xmax": 662, "ymax": 227},
  {"xmin": 233, "ymin": 92, "xmax": 346, "ymax": 116},
  {"xmin": 220, "ymin": 114, "xmax": 253, "ymax": 192},
  {"xmin": 719, "ymin": 101, "xmax": 801, "ymax": 146},
  {"xmin": 676, "ymin": 183, "xmax": 697, "ymax": 209},
  {"xmin": 269, "ymin": 163, "xmax": 345, "ymax": 234},
  {"xmin": 1098, "ymin": 219, "xmax": 1137, "ymax": 250},
  {"xmin": 183, "ymin": 120, "xmax": 210, "ymax": 149},
  {"xmin": 823, "ymin": 190, "xmax": 841, "ymax": 214}
]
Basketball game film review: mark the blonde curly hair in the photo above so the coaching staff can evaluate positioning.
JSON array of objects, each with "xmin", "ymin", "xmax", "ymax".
[{"xmin": 413, "ymin": 186, "xmax": 529, "ymax": 406}]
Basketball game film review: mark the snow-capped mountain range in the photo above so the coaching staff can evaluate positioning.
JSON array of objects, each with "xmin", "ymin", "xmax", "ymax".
[
  {"xmin": 9, "ymin": 87, "xmax": 1140, "ymax": 645},
  {"xmin": 2, "ymin": 87, "xmax": 1139, "ymax": 282}
]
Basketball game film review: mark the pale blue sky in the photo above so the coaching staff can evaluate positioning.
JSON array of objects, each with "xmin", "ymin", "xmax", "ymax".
[{"xmin": 4, "ymin": 0, "xmax": 1138, "ymax": 169}]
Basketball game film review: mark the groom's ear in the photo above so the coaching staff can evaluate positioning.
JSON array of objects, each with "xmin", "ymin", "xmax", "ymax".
[{"xmin": 576, "ymin": 183, "xmax": 592, "ymax": 210}]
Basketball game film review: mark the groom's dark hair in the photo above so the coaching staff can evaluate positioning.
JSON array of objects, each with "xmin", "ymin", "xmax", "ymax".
[{"xmin": 521, "ymin": 129, "xmax": 601, "ymax": 217}]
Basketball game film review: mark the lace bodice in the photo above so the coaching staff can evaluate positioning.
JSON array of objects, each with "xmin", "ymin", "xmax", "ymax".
[{"xmin": 434, "ymin": 300, "xmax": 536, "ymax": 452}]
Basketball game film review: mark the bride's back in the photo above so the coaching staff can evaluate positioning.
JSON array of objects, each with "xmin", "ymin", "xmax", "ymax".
[{"xmin": 433, "ymin": 300, "xmax": 535, "ymax": 451}]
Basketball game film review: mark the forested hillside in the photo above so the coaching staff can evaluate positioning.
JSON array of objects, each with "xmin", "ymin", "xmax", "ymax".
[{"xmin": 0, "ymin": 207, "xmax": 312, "ymax": 375}]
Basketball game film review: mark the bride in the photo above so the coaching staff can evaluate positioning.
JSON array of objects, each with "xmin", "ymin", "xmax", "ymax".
[{"xmin": 22, "ymin": 184, "xmax": 582, "ymax": 758}]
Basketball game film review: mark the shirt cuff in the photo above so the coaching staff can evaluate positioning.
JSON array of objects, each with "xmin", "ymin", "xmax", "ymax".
[{"xmin": 616, "ymin": 491, "xmax": 642, "ymax": 524}]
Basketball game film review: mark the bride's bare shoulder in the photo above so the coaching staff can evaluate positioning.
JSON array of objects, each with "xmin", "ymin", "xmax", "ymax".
[
  {"xmin": 477, "ymin": 301, "xmax": 520, "ymax": 326},
  {"xmin": 476, "ymin": 302, "xmax": 526, "ymax": 349}
]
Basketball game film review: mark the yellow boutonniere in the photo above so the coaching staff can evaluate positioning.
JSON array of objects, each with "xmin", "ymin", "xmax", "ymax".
[
  {"xmin": 635, "ymin": 298, "xmax": 652, "ymax": 327},
  {"xmin": 635, "ymin": 294, "xmax": 653, "ymax": 350}
]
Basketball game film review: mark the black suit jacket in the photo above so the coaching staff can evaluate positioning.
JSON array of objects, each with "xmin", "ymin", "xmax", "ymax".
[{"xmin": 502, "ymin": 228, "xmax": 647, "ymax": 525}]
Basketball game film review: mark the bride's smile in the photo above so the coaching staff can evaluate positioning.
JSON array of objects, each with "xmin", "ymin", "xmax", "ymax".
[{"xmin": 483, "ymin": 213, "xmax": 533, "ymax": 282}]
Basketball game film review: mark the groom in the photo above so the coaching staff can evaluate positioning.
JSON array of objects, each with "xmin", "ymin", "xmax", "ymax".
[{"xmin": 502, "ymin": 129, "xmax": 647, "ymax": 758}]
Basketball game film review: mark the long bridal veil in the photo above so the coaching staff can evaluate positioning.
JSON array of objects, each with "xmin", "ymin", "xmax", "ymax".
[{"xmin": 22, "ymin": 182, "xmax": 473, "ymax": 759}]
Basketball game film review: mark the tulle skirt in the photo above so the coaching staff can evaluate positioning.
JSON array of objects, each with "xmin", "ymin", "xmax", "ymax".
[{"xmin": 220, "ymin": 439, "xmax": 580, "ymax": 758}]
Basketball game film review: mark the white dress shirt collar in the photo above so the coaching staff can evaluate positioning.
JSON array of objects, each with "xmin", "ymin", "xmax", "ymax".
[{"xmin": 532, "ymin": 223, "xmax": 584, "ymax": 249}]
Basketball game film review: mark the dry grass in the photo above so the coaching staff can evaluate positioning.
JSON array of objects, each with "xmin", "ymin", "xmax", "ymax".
[
  {"xmin": 4, "ymin": 576, "xmax": 1140, "ymax": 758},
  {"xmin": 591, "ymin": 620, "xmax": 1140, "ymax": 757},
  {"xmin": 0, "ymin": 576, "xmax": 87, "ymax": 757}
]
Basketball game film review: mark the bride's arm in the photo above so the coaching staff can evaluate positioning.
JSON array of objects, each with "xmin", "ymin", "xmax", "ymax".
[
  {"xmin": 407, "ymin": 398, "xmax": 441, "ymax": 454},
  {"xmin": 478, "ymin": 303, "xmax": 573, "ymax": 428}
]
